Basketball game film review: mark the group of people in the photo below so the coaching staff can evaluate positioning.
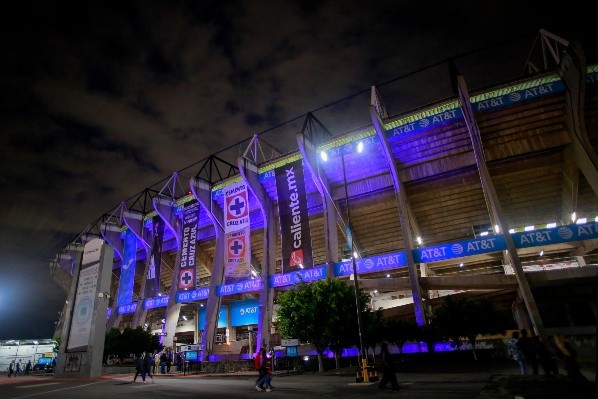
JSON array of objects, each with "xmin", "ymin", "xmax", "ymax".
[
  {"xmin": 132, "ymin": 352, "xmax": 155, "ymax": 384},
  {"xmin": 7, "ymin": 360, "xmax": 32, "ymax": 377},
  {"xmin": 506, "ymin": 329, "xmax": 587, "ymax": 381}
]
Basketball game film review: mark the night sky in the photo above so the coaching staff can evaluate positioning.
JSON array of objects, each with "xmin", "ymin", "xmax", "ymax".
[{"xmin": 0, "ymin": 0, "xmax": 592, "ymax": 339}]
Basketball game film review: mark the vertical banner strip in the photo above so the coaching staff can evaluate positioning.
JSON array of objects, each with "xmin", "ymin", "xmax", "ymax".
[
  {"xmin": 145, "ymin": 216, "xmax": 164, "ymax": 298},
  {"xmin": 116, "ymin": 229, "xmax": 137, "ymax": 307},
  {"xmin": 275, "ymin": 158, "xmax": 313, "ymax": 273},
  {"xmin": 223, "ymin": 181, "xmax": 251, "ymax": 281},
  {"xmin": 177, "ymin": 200, "xmax": 199, "ymax": 293}
]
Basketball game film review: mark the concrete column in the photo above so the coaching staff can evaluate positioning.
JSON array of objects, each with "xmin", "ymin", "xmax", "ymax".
[
  {"xmin": 153, "ymin": 196, "xmax": 182, "ymax": 348},
  {"xmin": 100, "ymin": 224, "xmax": 124, "ymax": 330},
  {"xmin": 370, "ymin": 104, "xmax": 427, "ymax": 326},
  {"xmin": 56, "ymin": 239, "xmax": 114, "ymax": 378},
  {"xmin": 239, "ymin": 157, "xmax": 276, "ymax": 350},
  {"xmin": 190, "ymin": 178, "xmax": 225, "ymax": 361},
  {"xmin": 297, "ymin": 133, "xmax": 339, "ymax": 277},
  {"xmin": 558, "ymin": 42, "xmax": 598, "ymax": 195},
  {"xmin": 455, "ymin": 73, "xmax": 545, "ymax": 338},
  {"xmin": 123, "ymin": 210, "xmax": 151, "ymax": 328}
]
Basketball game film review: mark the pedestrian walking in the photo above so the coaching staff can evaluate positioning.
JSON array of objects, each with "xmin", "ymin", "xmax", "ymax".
[
  {"xmin": 144, "ymin": 352, "xmax": 154, "ymax": 383},
  {"xmin": 8, "ymin": 360, "xmax": 15, "ymax": 377},
  {"xmin": 378, "ymin": 342, "xmax": 400, "ymax": 391},
  {"xmin": 132, "ymin": 352, "xmax": 146, "ymax": 383},
  {"xmin": 517, "ymin": 329, "xmax": 538, "ymax": 374},
  {"xmin": 16, "ymin": 360, "xmax": 22, "ymax": 376},
  {"xmin": 254, "ymin": 347, "xmax": 268, "ymax": 391},
  {"xmin": 25, "ymin": 360, "xmax": 32, "ymax": 375},
  {"xmin": 506, "ymin": 331, "xmax": 526, "ymax": 375}
]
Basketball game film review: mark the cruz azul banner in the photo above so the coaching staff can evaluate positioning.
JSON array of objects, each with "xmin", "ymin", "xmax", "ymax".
[
  {"xmin": 275, "ymin": 158, "xmax": 313, "ymax": 272},
  {"xmin": 177, "ymin": 199, "xmax": 199, "ymax": 292},
  {"xmin": 145, "ymin": 215, "xmax": 164, "ymax": 298},
  {"xmin": 116, "ymin": 229, "xmax": 137, "ymax": 307},
  {"xmin": 224, "ymin": 181, "xmax": 251, "ymax": 279}
]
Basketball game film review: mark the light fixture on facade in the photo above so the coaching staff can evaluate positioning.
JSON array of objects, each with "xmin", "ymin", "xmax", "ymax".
[
  {"xmin": 571, "ymin": 212, "xmax": 577, "ymax": 222},
  {"xmin": 546, "ymin": 222, "xmax": 557, "ymax": 228},
  {"xmin": 494, "ymin": 224, "xmax": 500, "ymax": 233},
  {"xmin": 386, "ymin": 274, "xmax": 390, "ymax": 278},
  {"xmin": 182, "ymin": 315, "xmax": 188, "ymax": 321},
  {"xmin": 576, "ymin": 217, "xmax": 587, "ymax": 224},
  {"xmin": 320, "ymin": 151, "xmax": 328, "ymax": 162},
  {"xmin": 459, "ymin": 263, "xmax": 464, "ymax": 268},
  {"xmin": 416, "ymin": 236, "xmax": 422, "ymax": 245},
  {"xmin": 357, "ymin": 141, "xmax": 364, "ymax": 153},
  {"xmin": 353, "ymin": 251, "xmax": 359, "ymax": 259},
  {"xmin": 539, "ymin": 250, "xmax": 544, "ymax": 256},
  {"xmin": 524, "ymin": 225, "xmax": 535, "ymax": 231},
  {"xmin": 480, "ymin": 231, "xmax": 489, "ymax": 236},
  {"xmin": 509, "ymin": 229, "xmax": 515, "ymax": 234}
]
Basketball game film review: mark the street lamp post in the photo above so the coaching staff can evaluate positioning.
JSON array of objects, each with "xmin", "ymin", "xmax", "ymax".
[{"xmin": 340, "ymin": 153, "xmax": 367, "ymax": 370}]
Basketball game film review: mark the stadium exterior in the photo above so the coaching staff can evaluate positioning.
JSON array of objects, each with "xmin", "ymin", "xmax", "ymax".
[{"xmin": 51, "ymin": 31, "xmax": 597, "ymax": 362}]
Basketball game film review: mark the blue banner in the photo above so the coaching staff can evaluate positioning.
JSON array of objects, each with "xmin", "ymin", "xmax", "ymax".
[
  {"xmin": 334, "ymin": 251, "xmax": 407, "ymax": 276},
  {"xmin": 176, "ymin": 287, "xmax": 209, "ymax": 303},
  {"xmin": 116, "ymin": 229, "xmax": 137, "ymax": 307},
  {"xmin": 185, "ymin": 351, "xmax": 198, "ymax": 361},
  {"xmin": 117, "ymin": 301, "xmax": 137, "ymax": 315},
  {"xmin": 512, "ymin": 222, "xmax": 598, "ymax": 248},
  {"xmin": 198, "ymin": 305, "xmax": 227, "ymax": 330},
  {"xmin": 413, "ymin": 236, "xmax": 506, "ymax": 263},
  {"xmin": 230, "ymin": 299, "xmax": 259, "ymax": 327},
  {"xmin": 218, "ymin": 278, "xmax": 261, "ymax": 296},
  {"xmin": 144, "ymin": 295, "xmax": 169, "ymax": 310},
  {"xmin": 270, "ymin": 265, "xmax": 326, "ymax": 287}
]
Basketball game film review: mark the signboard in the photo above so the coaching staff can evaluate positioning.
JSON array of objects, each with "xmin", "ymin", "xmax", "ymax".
[
  {"xmin": 230, "ymin": 299, "xmax": 259, "ymax": 327},
  {"xmin": 281, "ymin": 339, "xmax": 299, "ymax": 347},
  {"xmin": 286, "ymin": 346, "xmax": 298, "ymax": 357},
  {"xmin": 198, "ymin": 305, "xmax": 228, "ymax": 330},
  {"xmin": 185, "ymin": 351, "xmax": 198, "ymax": 361}
]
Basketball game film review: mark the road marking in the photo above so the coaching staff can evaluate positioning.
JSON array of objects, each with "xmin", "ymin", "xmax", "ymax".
[
  {"xmin": 8, "ymin": 381, "xmax": 104, "ymax": 399},
  {"xmin": 16, "ymin": 383, "xmax": 60, "ymax": 389}
]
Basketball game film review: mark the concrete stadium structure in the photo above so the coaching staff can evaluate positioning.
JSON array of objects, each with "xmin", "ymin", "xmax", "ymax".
[{"xmin": 51, "ymin": 30, "xmax": 597, "ymax": 361}]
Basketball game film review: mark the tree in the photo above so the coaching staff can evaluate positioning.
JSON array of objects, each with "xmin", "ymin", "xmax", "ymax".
[
  {"xmin": 103, "ymin": 327, "xmax": 162, "ymax": 362},
  {"xmin": 431, "ymin": 296, "xmax": 506, "ymax": 359},
  {"xmin": 275, "ymin": 278, "xmax": 371, "ymax": 371}
]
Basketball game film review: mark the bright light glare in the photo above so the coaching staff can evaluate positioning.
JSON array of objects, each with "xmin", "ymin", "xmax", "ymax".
[
  {"xmin": 576, "ymin": 218, "xmax": 587, "ymax": 224},
  {"xmin": 357, "ymin": 141, "xmax": 364, "ymax": 153},
  {"xmin": 320, "ymin": 151, "xmax": 328, "ymax": 162},
  {"xmin": 546, "ymin": 222, "xmax": 557, "ymax": 228},
  {"xmin": 524, "ymin": 226, "xmax": 534, "ymax": 231}
]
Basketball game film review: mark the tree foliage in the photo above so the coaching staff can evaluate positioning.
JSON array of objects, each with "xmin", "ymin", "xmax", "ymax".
[
  {"xmin": 103, "ymin": 327, "xmax": 162, "ymax": 361},
  {"xmin": 430, "ymin": 296, "xmax": 506, "ymax": 359},
  {"xmin": 275, "ymin": 278, "xmax": 372, "ymax": 371}
]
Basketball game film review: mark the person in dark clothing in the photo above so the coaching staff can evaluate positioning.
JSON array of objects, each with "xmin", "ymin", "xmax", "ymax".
[
  {"xmin": 254, "ymin": 347, "xmax": 268, "ymax": 391},
  {"xmin": 144, "ymin": 352, "xmax": 154, "ymax": 383},
  {"xmin": 8, "ymin": 360, "xmax": 15, "ymax": 377},
  {"xmin": 132, "ymin": 352, "xmax": 146, "ymax": 383},
  {"xmin": 517, "ymin": 329, "xmax": 538, "ymax": 375},
  {"xmin": 159, "ymin": 352, "xmax": 168, "ymax": 374},
  {"xmin": 534, "ymin": 335, "xmax": 558, "ymax": 375},
  {"xmin": 166, "ymin": 351, "xmax": 172, "ymax": 373},
  {"xmin": 554, "ymin": 334, "xmax": 587, "ymax": 382},
  {"xmin": 378, "ymin": 342, "xmax": 400, "ymax": 391},
  {"xmin": 25, "ymin": 360, "xmax": 32, "ymax": 375}
]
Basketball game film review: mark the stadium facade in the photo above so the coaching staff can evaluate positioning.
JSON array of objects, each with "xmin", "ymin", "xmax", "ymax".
[{"xmin": 51, "ymin": 31, "xmax": 597, "ymax": 361}]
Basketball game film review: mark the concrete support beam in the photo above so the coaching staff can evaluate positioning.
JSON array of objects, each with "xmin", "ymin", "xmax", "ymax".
[
  {"xmin": 456, "ymin": 73, "xmax": 545, "ymax": 338},
  {"xmin": 152, "ymin": 196, "xmax": 182, "ymax": 349},
  {"xmin": 370, "ymin": 103, "xmax": 427, "ymax": 326},
  {"xmin": 297, "ymin": 133, "xmax": 338, "ymax": 278},
  {"xmin": 190, "ymin": 178, "xmax": 225, "ymax": 361},
  {"xmin": 123, "ymin": 210, "xmax": 151, "ymax": 329},
  {"xmin": 239, "ymin": 157, "xmax": 276, "ymax": 351}
]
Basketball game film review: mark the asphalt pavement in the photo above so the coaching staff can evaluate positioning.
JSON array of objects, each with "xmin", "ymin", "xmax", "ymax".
[{"xmin": 1, "ymin": 359, "xmax": 595, "ymax": 399}]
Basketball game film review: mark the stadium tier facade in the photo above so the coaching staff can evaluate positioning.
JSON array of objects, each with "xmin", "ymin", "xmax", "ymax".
[{"xmin": 51, "ymin": 32, "xmax": 597, "ymax": 361}]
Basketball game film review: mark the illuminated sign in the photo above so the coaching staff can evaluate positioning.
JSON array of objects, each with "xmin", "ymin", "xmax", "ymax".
[{"xmin": 230, "ymin": 299, "xmax": 259, "ymax": 327}]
